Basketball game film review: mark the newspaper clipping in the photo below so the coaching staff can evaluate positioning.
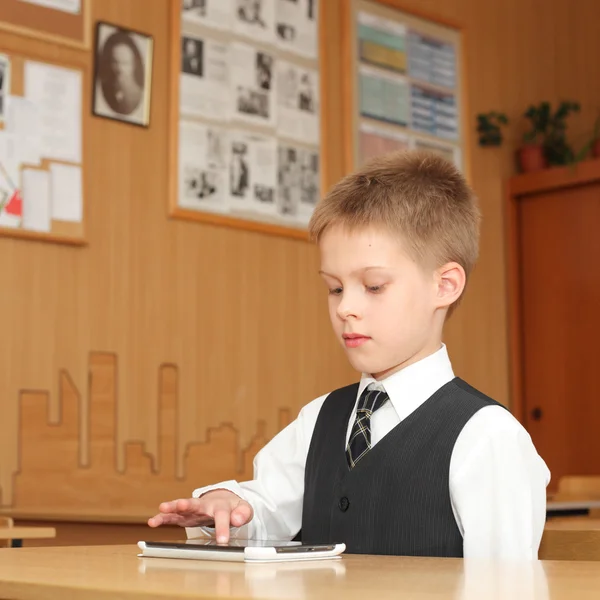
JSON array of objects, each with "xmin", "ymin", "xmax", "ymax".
[
  {"xmin": 230, "ymin": 42, "xmax": 276, "ymax": 127},
  {"xmin": 276, "ymin": 60, "xmax": 319, "ymax": 144},
  {"xmin": 179, "ymin": 121, "xmax": 229, "ymax": 213},
  {"xmin": 275, "ymin": 0, "xmax": 318, "ymax": 58},
  {"xmin": 277, "ymin": 143, "xmax": 319, "ymax": 224},
  {"xmin": 233, "ymin": 0, "xmax": 276, "ymax": 44},
  {"xmin": 180, "ymin": 34, "xmax": 230, "ymax": 121},
  {"xmin": 181, "ymin": 0, "xmax": 233, "ymax": 31},
  {"xmin": 228, "ymin": 130, "xmax": 278, "ymax": 217}
]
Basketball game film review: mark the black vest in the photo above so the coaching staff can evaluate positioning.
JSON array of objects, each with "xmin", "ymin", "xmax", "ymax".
[{"xmin": 299, "ymin": 377, "xmax": 502, "ymax": 557}]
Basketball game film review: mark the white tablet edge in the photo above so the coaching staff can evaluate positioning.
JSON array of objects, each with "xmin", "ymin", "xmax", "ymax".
[{"xmin": 137, "ymin": 541, "xmax": 346, "ymax": 563}]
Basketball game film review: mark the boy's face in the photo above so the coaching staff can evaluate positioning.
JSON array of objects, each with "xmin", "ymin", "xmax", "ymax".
[{"xmin": 319, "ymin": 225, "xmax": 449, "ymax": 380}]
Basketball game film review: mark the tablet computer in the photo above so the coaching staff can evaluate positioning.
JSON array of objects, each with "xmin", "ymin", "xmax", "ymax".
[{"xmin": 137, "ymin": 539, "xmax": 346, "ymax": 563}]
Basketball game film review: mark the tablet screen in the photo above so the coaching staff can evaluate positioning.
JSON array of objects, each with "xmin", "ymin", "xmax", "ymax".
[{"xmin": 143, "ymin": 540, "xmax": 336, "ymax": 553}]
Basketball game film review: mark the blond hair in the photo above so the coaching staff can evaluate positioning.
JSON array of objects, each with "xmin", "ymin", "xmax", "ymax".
[{"xmin": 308, "ymin": 150, "xmax": 480, "ymax": 312}]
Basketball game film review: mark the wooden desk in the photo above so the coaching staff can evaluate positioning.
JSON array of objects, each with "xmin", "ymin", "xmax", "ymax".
[
  {"xmin": 0, "ymin": 544, "xmax": 599, "ymax": 599},
  {"xmin": 547, "ymin": 495, "xmax": 600, "ymax": 517},
  {"xmin": 0, "ymin": 527, "xmax": 56, "ymax": 540},
  {"xmin": 0, "ymin": 526, "xmax": 56, "ymax": 548},
  {"xmin": 545, "ymin": 518, "xmax": 600, "ymax": 531}
]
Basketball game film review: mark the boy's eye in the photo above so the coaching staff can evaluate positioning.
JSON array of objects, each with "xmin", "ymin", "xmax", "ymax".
[
  {"xmin": 328, "ymin": 287, "xmax": 343, "ymax": 296},
  {"xmin": 367, "ymin": 285, "xmax": 384, "ymax": 293}
]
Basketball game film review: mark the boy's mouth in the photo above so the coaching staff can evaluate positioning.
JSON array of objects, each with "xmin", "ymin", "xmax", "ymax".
[{"xmin": 342, "ymin": 333, "xmax": 371, "ymax": 348}]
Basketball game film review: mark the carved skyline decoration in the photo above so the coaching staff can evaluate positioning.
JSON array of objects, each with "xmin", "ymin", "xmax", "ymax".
[{"xmin": 0, "ymin": 352, "xmax": 290, "ymax": 518}]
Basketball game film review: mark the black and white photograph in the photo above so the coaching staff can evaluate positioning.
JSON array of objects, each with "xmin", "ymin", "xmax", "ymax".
[
  {"xmin": 231, "ymin": 43, "xmax": 275, "ymax": 126},
  {"xmin": 256, "ymin": 52, "xmax": 273, "ymax": 90},
  {"xmin": 181, "ymin": 36, "xmax": 203, "ymax": 77},
  {"xmin": 254, "ymin": 183, "xmax": 274, "ymax": 204},
  {"xmin": 234, "ymin": 0, "xmax": 275, "ymax": 44},
  {"xmin": 275, "ymin": 0, "xmax": 318, "ymax": 58},
  {"xmin": 299, "ymin": 149, "xmax": 319, "ymax": 206},
  {"xmin": 92, "ymin": 22, "xmax": 153, "ymax": 127},
  {"xmin": 277, "ymin": 145, "xmax": 300, "ymax": 217},
  {"xmin": 236, "ymin": 87, "xmax": 270, "ymax": 119},
  {"xmin": 0, "ymin": 54, "xmax": 10, "ymax": 122},
  {"xmin": 182, "ymin": 0, "xmax": 206, "ymax": 17},
  {"xmin": 228, "ymin": 132, "xmax": 277, "ymax": 215},
  {"xmin": 183, "ymin": 167, "xmax": 219, "ymax": 201},
  {"xmin": 230, "ymin": 141, "xmax": 250, "ymax": 198},
  {"xmin": 237, "ymin": 0, "xmax": 267, "ymax": 28},
  {"xmin": 181, "ymin": 0, "xmax": 232, "ymax": 30}
]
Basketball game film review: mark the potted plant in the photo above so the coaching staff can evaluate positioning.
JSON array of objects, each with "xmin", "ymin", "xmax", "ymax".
[
  {"xmin": 519, "ymin": 101, "xmax": 580, "ymax": 172},
  {"xmin": 543, "ymin": 101, "xmax": 580, "ymax": 166},
  {"xmin": 519, "ymin": 102, "xmax": 550, "ymax": 172},
  {"xmin": 476, "ymin": 112, "xmax": 508, "ymax": 147},
  {"xmin": 569, "ymin": 114, "xmax": 600, "ymax": 163}
]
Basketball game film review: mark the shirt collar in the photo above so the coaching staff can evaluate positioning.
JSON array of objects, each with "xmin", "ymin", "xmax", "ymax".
[{"xmin": 357, "ymin": 344, "xmax": 455, "ymax": 421}]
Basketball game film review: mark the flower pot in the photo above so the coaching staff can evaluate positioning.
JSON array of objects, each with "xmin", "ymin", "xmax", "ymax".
[
  {"xmin": 592, "ymin": 138, "xmax": 600, "ymax": 158},
  {"xmin": 517, "ymin": 144, "xmax": 547, "ymax": 172}
]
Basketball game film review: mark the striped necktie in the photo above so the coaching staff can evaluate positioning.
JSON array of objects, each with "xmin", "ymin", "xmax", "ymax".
[{"xmin": 346, "ymin": 385, "xmax": 389, "ymax": 468}]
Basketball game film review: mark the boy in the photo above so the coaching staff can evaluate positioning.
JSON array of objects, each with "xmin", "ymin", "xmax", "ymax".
[{"xmin": 149, "ymin": 151, "xmax": 550, "ymax": 559}]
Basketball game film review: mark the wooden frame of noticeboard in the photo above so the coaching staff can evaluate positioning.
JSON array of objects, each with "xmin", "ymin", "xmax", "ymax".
[
  {"xmin": 0, "ymin": 43, "xmax": 87, "ymax": 246},
  {"xmin": 0, "ymin": 0, "xmax": 91, "ymax": 51},
  {"xmin": 167, "ymin": 0, "xmax": 327, "ymax": 241},
  {"xmin": 343, "ymin": 0, "xmax": 471, "ymax": 181}
]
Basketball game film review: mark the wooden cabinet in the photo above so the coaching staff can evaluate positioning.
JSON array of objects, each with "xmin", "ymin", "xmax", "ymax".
[{"xmin": 507, "ymin": 158, "xmax": 600, "ymax": 489}]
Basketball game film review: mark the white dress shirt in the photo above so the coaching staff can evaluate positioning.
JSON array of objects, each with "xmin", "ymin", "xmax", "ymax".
[{"xmin": 188, "ymin": 345, "xmax": 551, "ymax": 559}]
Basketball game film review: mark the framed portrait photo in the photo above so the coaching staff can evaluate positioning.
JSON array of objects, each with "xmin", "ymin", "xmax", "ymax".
[{"xmin": 92, "ymin": 21, "xmax": 153, "ymax": 127}]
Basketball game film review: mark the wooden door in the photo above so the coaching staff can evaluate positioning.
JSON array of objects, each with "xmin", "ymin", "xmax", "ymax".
[{"xmin": 518, "ymin": 181, "xmax": 600, "ymax": 485}]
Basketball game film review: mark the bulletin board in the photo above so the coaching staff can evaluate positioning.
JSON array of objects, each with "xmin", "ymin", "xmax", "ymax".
[
  {"xmin": 0, "ymin": 47, "xmax": 86, "ymax": 245},
  {"xmin": 345, "ymin": 0, "xmax": 468, "ymax": 178},
  {"xmin": 0, "ymin": 0, "xmax": 91, "ymax": 50},
  {"xmin": 168, "ymin": 0, "xmax": 323, "ymax": 241}
]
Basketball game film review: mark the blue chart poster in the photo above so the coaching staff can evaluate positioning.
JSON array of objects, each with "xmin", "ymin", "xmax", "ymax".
[
  {"xmin": 410, "ymin": 84, "xmax": 458, "ymax": 140},
  {"xmin": 407, "ymin": 31, "xmax": 456, "ymax": 89}
]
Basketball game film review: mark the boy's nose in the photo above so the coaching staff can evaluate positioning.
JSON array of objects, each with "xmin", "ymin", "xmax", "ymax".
[{"xmin": 337, "ymin": 300, "xmax": 359, "ymax": 320}]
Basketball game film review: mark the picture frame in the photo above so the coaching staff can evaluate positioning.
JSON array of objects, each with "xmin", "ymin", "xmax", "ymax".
[
  {"xmin": 92, "ymin": 21, "xmax": 154, "ymax": 128},
  {"xmin": 169, "ymin": 0, "xmax": 324, "ymax": 241},
  {"xmin": 0, "ymin": 0, "xmax": 91, "ymax": 51},
  {"xmin": 343, "ymin": 0, "xmax": 469, "ymax": 179}
]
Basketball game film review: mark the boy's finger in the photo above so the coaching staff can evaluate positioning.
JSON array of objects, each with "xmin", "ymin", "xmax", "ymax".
[
  {"xmin": 175, "ymin": 498, "xmax": 193, "ymax": 513},
  {"xmin": 158, "ymin": 499, "xmax": 185, "ymax": 513},
  {"xmin": 147, "ymin": 514, "xmax": 163, "ymax": 527},
  {"xmin": 230, "ymin": 503, "xmax": 253, "ymax": 527},
  {"xmin": 213, "ymin": 508, "xmax": 231, "ymax": 544}
]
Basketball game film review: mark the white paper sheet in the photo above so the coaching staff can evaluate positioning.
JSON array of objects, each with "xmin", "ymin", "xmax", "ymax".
[
  {"xmin": 228, "ymin": 130, "xmax": 277, "ymax": 216},
  {"xmin": 50, "ymin": 163, "xmax": 82, "ymax": 222},
  {"xmin": 233, "ymin": 0, "xmax": 275, "ymax": 44},
  {"xmin": 18, "ymin": 0, "xmax": 80, "ymax": 14},
  {"xmin": 24, "ymin": 61, "xmax": 82, "ymax": 164},
  {"xmin": 178, "ymin": 120, "xmax": 229, "ymax": 214},
  {"xmin": 276, "ymin": 0, "xmax": 318, "ymax": 58},
  {"xmin": 180, "ymin": 35, "xmax": 230, "ymax": 121},
  {"xmin": 181, "ymin": 0, "xmax": 233, "ymax": 31},
  {"xmin": 276, "ymin": 60, "xmax": 319, "ymax": 144},
  {"xmin": 230, "ymin": 42, "xmax": 276, "ymax": 128},
  {"xmin": 4, "ymin": 95, "xmax": 42, "ymax": 166},
  {"xmin": 22, "ymin": 169, "xmax": 51, "ymax": 232}
]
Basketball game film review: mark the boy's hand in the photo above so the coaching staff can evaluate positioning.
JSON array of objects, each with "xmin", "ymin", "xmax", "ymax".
[{"xmin": 147, "ymin": 490, "xmax": 254, "ymax": 543}]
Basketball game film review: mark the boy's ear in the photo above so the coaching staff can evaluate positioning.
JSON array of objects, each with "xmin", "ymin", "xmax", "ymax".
[{"xmin": 434, "ymin": 262, "xmax": 466, "ymax": 308}]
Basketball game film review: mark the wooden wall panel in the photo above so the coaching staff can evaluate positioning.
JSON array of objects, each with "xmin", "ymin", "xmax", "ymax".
[{"xmin": 1, "ymin": 0, "xmax": 600, "ymax": 520}]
